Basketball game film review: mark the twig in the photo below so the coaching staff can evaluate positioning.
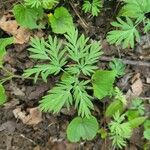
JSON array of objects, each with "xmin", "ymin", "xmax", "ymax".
[
  {"xmin": 100, "ymin": 56, "xmax": 150, "ymax": 67},
  {"xmin": 69, "ymin": 0, "xmax": 88, "ymax": 30}
]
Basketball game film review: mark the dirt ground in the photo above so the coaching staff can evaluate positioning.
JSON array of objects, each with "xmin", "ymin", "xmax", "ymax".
[{"xmin": 0, "ymin": 0, "xmax": 150, "ymax": 150}]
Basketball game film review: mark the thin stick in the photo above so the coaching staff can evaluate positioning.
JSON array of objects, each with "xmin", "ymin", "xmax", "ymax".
[
  {"xmin": 100, "ymin": 56, "xmax": 150, "ymax": 67},
  {"xmin": 69, "ymin": 0, "xmax": 88, "ymax": 30}
]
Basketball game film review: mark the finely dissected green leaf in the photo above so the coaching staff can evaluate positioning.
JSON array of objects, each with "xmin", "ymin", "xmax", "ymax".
[
  {"xmin": 73, "ymin": 80, "xmax": 94, "ymax": 118},
  {"xmin": 128, "ymin": 116, "xmax": 146, "ymax": 129},
  {"xmin": 105, "ymin": 100, "xmax": 124, "ymax": 117},
  {"xmin": 144, "ymin": 129, "xmax": 150, "ymax": 140},
  {"xmin": 92, "ymin": 70, "xmax": 116, "ymax": 100},
  {"xmin": 82, "ymin": 0, "xmax": 102, "ymax": 16},
  {"xmin": 13, "ymin": 4, "xmax": 44, "ymax": 29},
  {"xmin": 48, "ymin": 7, "xmax": 74, "ymax": 34},
  {"xmin": 119, "ymin": 0, "xmax": 150, "ymax": 21},
  {"xmin": 107, "ymin": 17, "xmax": 140, "ymax": 49},
  {"xmin": 109, "ymin": 112, "xmax": 132, "ymax": 149},
  {"xmin": 0, "ymin": 84, "xmax": 7, "ymax": 105},
  {"xmin": 23, "ymin": 36, "xmax": 67, "ymax": 82},
  {"xmin": 67, "ymin": 116, "xmax": 99, "ymax": 142},
  {"xmin": 109, "ymin": 58, "xmax": 126, "ymax": 77},
  {"xmin": 130, "ymin": 98, "xmax": 145, "ymax": 115},
  {"xmin": 25, "ymin": 0, "xmax": 58, "ymax": 9},
  {"xmin": 65, "ymin": 27, "xmax": 102, "ymax": 76},
  {"xmin": 0, "ymin": 37, "xmax": 14, "ymax": 66},
  {"xmin": 39, "ymin": 76, "xmax": 75, "ymax": 113}
]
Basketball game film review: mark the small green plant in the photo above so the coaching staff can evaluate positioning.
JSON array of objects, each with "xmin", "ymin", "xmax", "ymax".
[
  {"xmin": 82, "ymin": 0, "xmax": 102, "ymax": 16},
  {"xmin": 107, "ymin": 0, "xmax": 150, "ymax": 49},
  {"xmin": 109, "ymin": 112, "xmax": 132, "ymax": 149},
  {"xmin": 23, "ymin": 27, "xmax": 122, "ymax": 142}
]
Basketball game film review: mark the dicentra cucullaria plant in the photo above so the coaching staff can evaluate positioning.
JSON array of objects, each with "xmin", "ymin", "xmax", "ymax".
[
  {"xmin": 23, "ymin": 27, "xmax": 121, "ymax": 142},
  {"xmin": 82, "ymin": 0, "xmax": 103, "ymax": 16},
  {"xmin": 107, "ymin": 0, "xmax": 150, "ymax": 49}
]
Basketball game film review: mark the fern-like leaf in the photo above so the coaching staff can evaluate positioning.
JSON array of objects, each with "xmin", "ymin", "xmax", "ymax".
[
  {"xmin": 65, "ymin": 28, "xmax": 102, "ymax": 76},
  {"xmin": 23, "ymin": 36, "xmax": 67, "ymax": 82},
  {"xmin": 119, "ymin": 0, "xmax": 150, "ymax": 22},
  {"xmin": 107, "ymin": 17, "xmax": 140, "ymax": 48},
  {"xmin": 39, "ymin": 76, "xmax": 75, "ymax": 113},
  {"xmin": 73, "ymin": 80, "xmax": 94, "ymax": 118},
  {"xmin": 82, "ymin": 0, "xmax": 102, "ymax": 16}
]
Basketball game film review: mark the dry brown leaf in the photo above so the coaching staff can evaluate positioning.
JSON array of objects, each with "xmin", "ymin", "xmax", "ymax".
[
  {"xmin": 0, "ymin": 14, "xmax": 30, "ymax": 44},
  {"xmin": 13, "ymin": 107, "xmax": 42, "ymax": 125},
  {"xmin": 131, "ymin": 74, "xmax": 143, "ymax": 97}
]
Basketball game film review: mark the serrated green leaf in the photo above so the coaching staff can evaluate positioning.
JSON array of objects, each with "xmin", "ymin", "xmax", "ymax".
[
  {"xmin": 82, "ymin": 0, "xmax": 102, "ymax": 16},
  {"xmin": 92, "ymin": 70, "xmax": 116, "ymax": 100},
  {"xmin": 107, "ymin": 17, "xmax": 140, "ymax": 49},
  {"xmin": 67, "ymin": 116, "xmax": 99, "ymax": 142},
  {"xmin": 0, "ymin": 84, "xmax": 7, "ymax": 105},
  {"xmin": 144, "ymin": 129, "xmax": 150, "ymax": 140},
  {"xmin": 48, "ymin": 7, "xmax": 74, "ymax": 34},
  {"xmin": 109, "ymin": 58, "xmax": 126, "ymax": 77},
  {"xmin": 119, "ymin": 0, "xmax": 150, "ymax": 22},
  {"xmin": 13, "ymin": 4, "xmax": 44, "ymax": 29},
  {"xmin": 128, "ymin": 116, "xmax": 146, "ymax": 129},
  {"xmin": 39, "ymin": 76, "xmax": 75, "ymax": 113},
  {"xmin": 105, "ymin": 100, "xmax": 124, "ymax": 117},
  {"xmin": 0, "ymin": 37, "xmax": 14, "ymax": 66}
]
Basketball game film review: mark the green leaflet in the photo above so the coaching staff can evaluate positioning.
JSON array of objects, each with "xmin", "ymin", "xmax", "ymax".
[
  {"xmin": 0, "ymin": 84, "xmax": 7, "ymax": 105},
  {"xmin": 144, "ymin": 129, "xmax": 150, "ymax": 140},
  {"xmin": 92, "ymin": 70, "xmax": 116, "ymax": 100},
  {"xmin": 24, "ymin": 0, "xmax": 58, "ymax": 9},
  {"xmin": 13, "ymin": 4, "xmax": 44, "ymax": 29},
  {"xmin": 119, "ymin": 0, "xmax": 150, "ymax": 21},
  {"xmin": 128, "ymin": 116, "xmax": 147, "ymax": 129},
  {"xmin": 0, "ymin": 37, "xmax": 14, "ymax": 66},
  {"xmin": 48, "ymin": 7, "xmax": 74, "ymax": 34},
  {"xmin": 109, "ymin": 58, "xmax": 126, "ymax": 77},
  {"xmin": 107, "ymin": 17, "xmax": 140, "ymax": 49},
  {"xmin": 105, "ymin": 100, "xmax": 124, "ymax": 117},
  {"xmin": 82, "ymin": 0, "xmax": 102, "ymax": 16},
  {"xmin": 67, "ymin": 116, "xmax": 99, "ymax": 142}
]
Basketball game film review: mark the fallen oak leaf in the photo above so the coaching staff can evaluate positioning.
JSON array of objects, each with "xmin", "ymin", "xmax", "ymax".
[{"xmin": 13, "ymin": 107, "xmax": 42, "ymax": 125}]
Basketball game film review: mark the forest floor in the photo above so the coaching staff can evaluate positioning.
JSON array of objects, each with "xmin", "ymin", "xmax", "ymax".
[{"xmin": 0, "ymin": 0, "xmax": 150, "ymax": 150}]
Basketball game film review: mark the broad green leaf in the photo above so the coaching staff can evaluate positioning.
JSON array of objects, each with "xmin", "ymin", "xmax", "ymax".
[
  {"xmin": 119, "ymin": 0, "xmax": 150, "ymax": 22},
  {"xmin": 0, "ymin": 37, "xmax": 14, "ymax": 66},
  {"xmin": 92, "ymin": 70, "xmax": 116, "ymax": 100},
  {"xmin": 105, "ymin": 100, "xmax": 124, "ymax": 117},
  {"xmin": 48, "ymin": 7, "xmax": 74, "ymax": 34},
  {"xmin": 144, "ymin": 129, "xmax": 150, "ymax": 140},
  {"xmin": 126, "ymin": 110, "xmax": 139, "ymax": 121},
  {"xmin": 13, "ymin": 4, "xmax": 44, "ymax": 29},
  {"xmin": 0, "ymin": 84, "xmax": 7, "ymax": 105},
  {"xmin": 144, "ymin": 120, "xmax": 150, "ymax": 129},
  {"xmin": 67, "ymin": 116, "xmax": 99, "ymax": 142},
  {"xmin": 128, "ymin": 116, "xmax": 146, "ymax": 129}
]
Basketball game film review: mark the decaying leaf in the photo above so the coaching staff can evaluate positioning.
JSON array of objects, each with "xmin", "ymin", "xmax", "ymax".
[
  {"xmin": 0, "ymin": 13, "xmax": 30, "ymax": 44},
  {"xmin": 13, "ymin": 107, "xmax": 42, "ymax": 125}
]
